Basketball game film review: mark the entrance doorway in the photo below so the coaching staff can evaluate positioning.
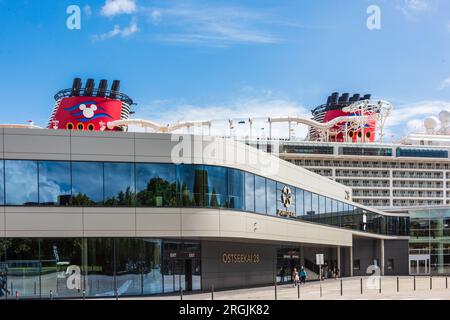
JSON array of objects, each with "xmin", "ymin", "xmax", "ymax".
[
  {"xmin": 276, "ymin": 249, "xmax": 300, "ymax": 283},
  {"xmin": 162, "ymin": 241, "xmax": 201, "ymax": 293},
  {"xmin": 162, "ymin": 258, "xmax": 201, "ymax": 293},
  {"xmin": 409, "ymin": 254, "xmax": 430, "ymax": 275}
]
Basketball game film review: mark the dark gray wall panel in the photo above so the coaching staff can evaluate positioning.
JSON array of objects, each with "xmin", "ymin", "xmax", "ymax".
[
  {"xmin": 201, "ymin": 240, "xmax": 276, "ymax": 290},
  {"xmin": 384, "ymin": 239, "xmax": 409, "ymax": 276}
]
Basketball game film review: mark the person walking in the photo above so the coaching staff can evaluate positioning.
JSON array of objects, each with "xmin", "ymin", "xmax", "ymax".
[
  {"xmin": 0, "ymin": 272, "xmax": 8, "ymax": 297},
  {"xmin": 300, "ymin": 266, "xmax": 307, "ymax": 285},
  {"xmin": 292, "ymin": 268, "xmax": 300, "ymax": 287}
]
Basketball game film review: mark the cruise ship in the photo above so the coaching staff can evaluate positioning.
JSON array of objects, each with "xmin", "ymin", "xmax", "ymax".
[{"xmin": 250, "ymin": 93, "xmax": 450, "ymax": 210}]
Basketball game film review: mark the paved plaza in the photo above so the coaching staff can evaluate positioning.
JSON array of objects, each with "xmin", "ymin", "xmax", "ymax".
[{"xmin": 116, "ymin": 276, "xmax": 450, "ymax": 300}]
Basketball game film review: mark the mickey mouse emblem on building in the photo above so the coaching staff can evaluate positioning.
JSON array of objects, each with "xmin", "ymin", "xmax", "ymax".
[{"xmin": 79, "ymin": 104, "xmax": 97, "ymax": 119}]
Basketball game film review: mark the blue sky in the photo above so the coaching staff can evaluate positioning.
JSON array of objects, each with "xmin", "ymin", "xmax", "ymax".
[{"xmin": 0, "ymin": 0, "xmax": 449, "ymax": 140}]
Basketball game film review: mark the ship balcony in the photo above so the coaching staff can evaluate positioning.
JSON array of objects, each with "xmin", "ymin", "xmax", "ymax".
[{"xmin": 393, "ymin": 185, "xmax": 443, "ymax": 190}]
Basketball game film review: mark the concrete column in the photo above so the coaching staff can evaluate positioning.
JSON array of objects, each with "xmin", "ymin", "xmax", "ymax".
[
  {"xmin": 438, "ymin": 242, "xmax": 444, "ymax": 275},
  {"xmin": 337, "ymin": 246, "xmax": 341, "ymax": 272},
  {"xmin": 437, "ymin": 218, "xmax": 444, "ymax": 274},
  {"xmin": 349, "ymin": 246, "xmax": 353, "ymax": 277},
  {"xmin": 300, "ymin": 247, "xmax": 305, "ymax": 267},
  {"xmin": 380, "ymin": 239, "xmax": 385, "ymax": 276}
]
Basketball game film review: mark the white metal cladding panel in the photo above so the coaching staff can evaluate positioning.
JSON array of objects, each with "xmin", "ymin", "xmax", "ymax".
[
  {"xmin": 4, "ymin": 207, "xmax": 83, "ymax": 237},
  {"xmin": 3, "ymin": 129, "xmax": 71, "ymax": 156},
  {"xmin": 82, "ymin": 207, "xmax": 135, "ymax": 233},
  {"xmin": 0, "ymin": 207, "xmax": 4, "ymax": 237},
  {"xmin": 2, "ymin": 206, "xmax": 356, "ymax": 246}
]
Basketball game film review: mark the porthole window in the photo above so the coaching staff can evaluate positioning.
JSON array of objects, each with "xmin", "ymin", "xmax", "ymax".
[
  {"xmin": 77, "ymin": 123, "xmax": 84, "ymax": 130},
  {"xmin": 87, "ymin": 123, "xmax": 95, "ymax": 131},
  {"xmin": 66, "ymin": 122, "xmax": 74, "ymax": 130}
]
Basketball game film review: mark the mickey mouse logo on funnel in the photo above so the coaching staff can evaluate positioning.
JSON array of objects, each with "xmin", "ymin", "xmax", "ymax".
[
  {"xmin": 79, "ymin": 104, "xmax": 97, "ymax": 119},
  {"xmin": 64, "ymin": 101, "xmax": 113, "ymax": 122}
]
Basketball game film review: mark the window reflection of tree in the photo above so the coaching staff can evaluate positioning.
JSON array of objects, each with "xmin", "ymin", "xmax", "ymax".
[
  {"xmin": 178, "ymin": 169, "xmax": 205, "ymax": 207},
  {"xmin": 104, "ymin": 187, "xmax": 136, "ymax": 206},
  {"xmin": 137, "ymin": 178, "xmax": 176, "ymax": 207},
  {"xmin": 72, "ymin": 193, "xmax": 97, "ymax": 206}
]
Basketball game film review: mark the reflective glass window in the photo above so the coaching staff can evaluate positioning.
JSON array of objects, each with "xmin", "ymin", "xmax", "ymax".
[
  {"xmin": 319, "ymin": 196, "xmax": 326, "ymax": 215},
  {"xmin": 5, "ymin": 160, "xmax": 38, "ymax": 205},
  {"xmin": 72, "ymin": 162, "xmax": 104, "ymax": 205},
  {"xmin": 5, "ymin": 239, "xmax": 39, "ymax": 298},
  {"xmin": 296, "ymin": 188, "xmax": 304, "ymax": 217},
  {"xmin": 266, "ymin": 179, "xmax": 277, "ymax": 216},
  {"xmin": 326, "ymin": 198, "xmax": 332, "ymax": 215},
  {"xmin": 142, "ymin": 239, "xmax": 163, "ymax": 295},
  {"xmin": 228, "ymin": 169, "xmax": 244, "ymax": 210},
  {"xmin": 332, "ymin": 199, "xmax": 340, "ymax": 226},
  {"xmin": 0, "ymin": 160, "xmax": 4, "ymax": 205},
  {"xmin": 85, "ymin": 238, "xmax": 115, "ymax": 297},
  {"xmin": 244, "ymin": 172, "xmax": 255, "ymax": 212},
  {"xmin": 38, "ymin": 161, "xmax": 71, "ymax": 206},
  {"xmin": 204, "ymin": 166, "xmax": 228, "ymax": 208},
  {"xmin": 255, "ymin": 175, "xmax": 266, "ymax": 214},
  {"xmin": 136, "ymin": 163, "xmax": 177, "ymax": 207},
  {"xmin": 115, "ymin": 238, "xmax": 143, "ymax": 296},
  {"xmin": 177, "ymin": 165, "xmax": 205, "ymax": 207},
  {"xmin": 104, "ymin": 163, "xmax": 135, "ymax": 206},
  {"xmin": 162, "ymin": 241, "xmax": 182, "ymax": 293},
  {"xmin": 311, "ymin": 194, "xmax": 319, "ymax": 215},
  {"xmin": 39, "ymin": 238, "xmax": 83, "ymax": 298},
  {"xmin": 338, "ymin": 202, "xmax": 344, "ymax": 215},
  {"xmin": 304, "ymin": 191, "xmax": 312, "ymax": 216}
]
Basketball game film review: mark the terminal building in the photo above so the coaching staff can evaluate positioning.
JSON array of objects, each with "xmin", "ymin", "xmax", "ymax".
[{"xmin": 0, "ymin": 79, "xmax": 410, "ymax": 299}]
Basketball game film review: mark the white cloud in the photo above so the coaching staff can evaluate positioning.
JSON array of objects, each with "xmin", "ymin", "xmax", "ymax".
[
  {"xmin": 92, "ymin": 20, "xmax": 138, "ymax": 41},
  {"xmin": 142, "ymin": 4, "xmax": 283, "ymax": 46},
  {"xmin": 439, "ymin": 77, "xmax": 450, "ymax": 90},
  {"xmin": 404, "ymin": 0, "xmax": 429, "ymax": 11},
  {"xmin": 101, "ymin": 0, "xmax": 137, "ymax": 17},
  {"xmin": 396, "ymin": 0, "xmax": 431, "ymax": 19},
  {"xmin": 134, "ymin": 96, "xmax": 309, "ymax": 138},
  {"xmin": 385, "ymin": 100, "xmax": 450, "ymax": 139},
  {"xmin": 150, "ymin": 10, "xmax": 162, "ymax": 25}
]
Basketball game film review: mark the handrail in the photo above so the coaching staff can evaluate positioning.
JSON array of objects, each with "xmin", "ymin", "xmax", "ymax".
[{"xmin": 54, "ymin": 88, "xmax": 134, "ymax": 105}]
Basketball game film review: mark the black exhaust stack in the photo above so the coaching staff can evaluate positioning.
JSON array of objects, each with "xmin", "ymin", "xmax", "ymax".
[
  {"xmin": 70, "ymin": 78, "xmax": 82, "ymax": 97},
  {"xmin": 84, "ymin": 78, "xmax": 95, "ymax": 96},
  {"xmin": 110, "ymin": 80, "xmax": 121, "ymax": 99},
  {"xmin": 97, "ymin": 79, "xmax": 108, "ymax": 97}
]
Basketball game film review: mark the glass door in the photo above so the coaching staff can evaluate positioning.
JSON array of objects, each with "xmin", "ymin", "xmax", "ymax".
[{"xmin": 409, "ymin": 254, "xmax": 430, "ymax": 275}]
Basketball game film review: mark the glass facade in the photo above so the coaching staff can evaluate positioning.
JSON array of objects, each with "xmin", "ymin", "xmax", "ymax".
[
  {"xmin": 38, "ymin": 161, "xmax": 71, "ymax": 206},
  {"xmin": 136, "ymin": 163, "xmax": 177, "ymax": 207},
  {"xmin": 254, "ymin": 175, "xmax": 266, "ymax": 214},
  {"xmin": 5, "ymin": 160, "xmax": 38, "ymax": 205},
  {"xmin": 104, "ymin": 163, "xmax": 135, "ymax": 206},
  {"xmin": 71, "ymin": 162, "xmax": 103, "ymax": 206},
  {"xmin": 0, "ymin": 238, "xmax": 197, "ymax": 299},
  {"xmin": 340, "ymin": 147, "xmax": 393, "ymax": 157},
  {"xmin": 0, "ymin": 159, "xmax": 408, "ymax": 236},
  {"xmin": 228, "ymin": 169, "xmax": 244, "ymax": 210},
  {"xmin": 410, "ymin": 209, "xmax": 450, "ymax": 275},
  {"xmin": 396, "ymin": 148, "xmax": 448, "ymax": 159}
]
